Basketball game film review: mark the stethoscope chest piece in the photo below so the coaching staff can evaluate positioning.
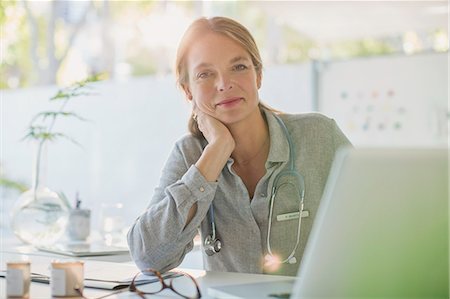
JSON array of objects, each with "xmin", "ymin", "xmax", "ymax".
[
  {"xmin": 204, "ymin": 235, "xmax": 222, "ymax": 256},
  {"xmin": 204, "ymin": 204, "xmax": 222, "ymax": 256}
]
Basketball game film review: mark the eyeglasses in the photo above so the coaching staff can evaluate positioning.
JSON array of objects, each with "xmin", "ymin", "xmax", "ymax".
[
  {"xmin": 74, "ymin": 268, "xmax": 202, "ymax": 299},
  {"xmin": 129, "ymin": 268, "xmax": 202, "ymax": 299}
]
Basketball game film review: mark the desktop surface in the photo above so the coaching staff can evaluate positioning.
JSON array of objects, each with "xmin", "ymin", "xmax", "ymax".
[{"xmin": 0, "ymin": 236, "xmax": 292, "ymax": 299}]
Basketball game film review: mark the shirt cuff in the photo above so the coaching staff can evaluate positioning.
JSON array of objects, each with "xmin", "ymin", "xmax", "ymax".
[{"xmin": 169, "ymin": 165, "xmax": 218, "ymax": 210}]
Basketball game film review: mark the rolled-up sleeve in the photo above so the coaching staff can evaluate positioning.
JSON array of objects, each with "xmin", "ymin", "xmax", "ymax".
[{"xmin": 127, "ymin": 138, "xmax": 217, "ymax": 272}]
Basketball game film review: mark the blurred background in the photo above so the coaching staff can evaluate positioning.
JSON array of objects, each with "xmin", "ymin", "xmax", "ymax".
[{"xmin": 1, "ymin": 1, "xmax": 449, "ymax": 234}]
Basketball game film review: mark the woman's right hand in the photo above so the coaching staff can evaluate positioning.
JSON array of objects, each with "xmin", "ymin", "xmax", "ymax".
[
  {"xmin": 193, "ymin": 106, "xmax": 235, "ymax": 154},
  {"xmin": 193, "ymin": 105, "xmax": 235, "ymax": 182}
]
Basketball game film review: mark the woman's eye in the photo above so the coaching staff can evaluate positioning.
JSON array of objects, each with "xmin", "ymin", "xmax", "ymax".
[
  {"xmin": 233, "ymin": 64, "xmax": 248, "ymax": 71},
  {"xmin": 197, "ymin": 72, "xmax": 210, "ymax": 79}
]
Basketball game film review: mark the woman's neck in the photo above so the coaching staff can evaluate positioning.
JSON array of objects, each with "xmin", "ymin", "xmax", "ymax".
[{"xmin": 228, "ymin": 108, "xmax": 269, "ymax": 166}]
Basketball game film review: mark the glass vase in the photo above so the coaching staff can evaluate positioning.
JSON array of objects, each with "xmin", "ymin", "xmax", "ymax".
[{"xmin": 10, "ymin": 141, "xmax": 70, "ymax": 246}]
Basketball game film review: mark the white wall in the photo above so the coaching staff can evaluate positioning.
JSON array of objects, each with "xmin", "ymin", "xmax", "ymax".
[{"xmin": 260, "ymin": 63, "xmax": 314, "ymax": 113}]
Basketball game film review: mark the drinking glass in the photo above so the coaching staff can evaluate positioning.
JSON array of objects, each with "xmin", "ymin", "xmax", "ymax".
[{"xmin": 99, "ymin": 202, "xmax": 125, "ymax": 246}]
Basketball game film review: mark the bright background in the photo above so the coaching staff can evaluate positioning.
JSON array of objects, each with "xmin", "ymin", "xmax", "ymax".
[{"xmin": 1, "ymin": 1, "xmax": 448, "ymax": 234}]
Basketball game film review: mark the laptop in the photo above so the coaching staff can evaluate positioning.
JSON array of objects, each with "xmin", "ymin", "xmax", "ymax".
[{"xmin": 208, "ymin": 147, "xmax": 449, "ymax": 298}]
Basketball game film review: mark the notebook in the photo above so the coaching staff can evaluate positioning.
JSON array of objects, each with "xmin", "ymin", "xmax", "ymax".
[
  {"xmin": 208, "ymin": 147, "xmax": 449, "ymax": 298},
  {"xmin": 0, "ymin": 270, "xmax": 169, "ymax": 290},
  {"xmin": 36, "ymin": 242, "xmax": 129, "ymax": 257}
]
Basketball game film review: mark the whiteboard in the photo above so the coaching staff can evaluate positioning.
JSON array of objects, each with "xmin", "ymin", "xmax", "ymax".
[{"xmin": 319, "ymin": 52, "xmax": 448, "ymax": 147}]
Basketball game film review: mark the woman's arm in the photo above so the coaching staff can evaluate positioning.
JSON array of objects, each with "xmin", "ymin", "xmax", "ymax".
[
  {"xmin": 127, "ymin": 131, "xmax": 234, "ymax": 273},
  {"xmin": 184, "ymin": 142, "xmax": 234, "ymax": 225},
  {"xmin": 185, "ymin": 110, "xmax": 235, "ymax": 225},
  {"xmin": 127, "ymin": 140, "xmax": 219, "ymax": 272},
  {"xmin": 128, "ymin": 106, "xmax": 235, "ymax": 273}
]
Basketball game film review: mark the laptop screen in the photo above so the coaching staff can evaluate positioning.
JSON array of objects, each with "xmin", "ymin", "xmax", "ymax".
[{"xmin": 294, "ymin": 148, "xmax": 448, "ymax": 298}]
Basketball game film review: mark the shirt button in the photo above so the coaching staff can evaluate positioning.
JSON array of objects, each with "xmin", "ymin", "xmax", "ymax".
[
  {"xmin": 260, "ymin": 193, "xmax": 266, "ymax": 197},
  {"xmin": 199, "ymin": 187, "xmax": 205, "ymax": 192}
]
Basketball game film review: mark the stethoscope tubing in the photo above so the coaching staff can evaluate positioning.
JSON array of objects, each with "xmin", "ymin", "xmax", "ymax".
[
  {"xmin": 205, "ymin": 114, "xmax": 305, "ymax": 264},
  {"xmin": 209, "ymin": 205, "xmax": 217, "ymax": 240},
  {"xmin": 266, "ymin": 178, "xmax": 305, "ymax": 264}
]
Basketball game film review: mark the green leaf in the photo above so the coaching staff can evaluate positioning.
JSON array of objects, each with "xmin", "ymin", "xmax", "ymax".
[
  {"xmin": 30, "ymin": 111, "xmax": 57, "ymax": 124},
  {"xmin": 49, "ymin": 73, "xmax": 103, "ymax": 101},
  {"xmin": 0, "ymin": 177, "xmax": 28, "ymax": 193},
  {"xmin": 31, "ymin": 111, "xmax": 88, "ymax": 124},
  {"xmin": 22, "ymin": 125, "xmax": 47, "ymax": 141},
  {"xmin": 50, "ymin": 91, "xmax": 71, "ymax": 100},
  {"xmin": 49, "ymin": 90, "xmax": 96, "ymax": 101},
  {"xmin": 59, "ymin": 111, "xmax": 88, "ymax": 121},
  {"xmin": 23, "ymin": 75, "xmax": 101, "ymax": 148},
  {"xmin": 60, "ymin": 134, "xmax": 83, "ymax": 147},
  {"xmin": 22, "ymin": 128, "xmax": 80, "ymax": 144}
]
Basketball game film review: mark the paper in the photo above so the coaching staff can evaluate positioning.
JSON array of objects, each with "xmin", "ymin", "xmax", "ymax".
[{"xmin": 0, "ymin": 269, "xmax": 176, "ymax": 290}]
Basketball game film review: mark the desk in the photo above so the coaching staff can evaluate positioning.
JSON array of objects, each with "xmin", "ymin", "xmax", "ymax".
[
  {"xmin": 0, "ymin": 227, "xmax": 203, "ymax": 267},
  {"xmin": 1, "ymin": 229, "xmax": 293, "ymax": 298}
]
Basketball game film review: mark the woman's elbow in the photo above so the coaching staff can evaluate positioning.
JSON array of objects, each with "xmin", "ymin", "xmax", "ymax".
[
  {"xmin": 127, "ymin": 222, "xmax": 181, "ymax": 272},
  {"xmin": 128, "ymin": 223, "xmax": 154, "ymax": 267}
]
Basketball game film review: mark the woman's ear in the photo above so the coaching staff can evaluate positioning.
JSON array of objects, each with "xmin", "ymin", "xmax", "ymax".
[{"xmin": 182, "ymin": 84, "xmax": 193, "ymax": 101}]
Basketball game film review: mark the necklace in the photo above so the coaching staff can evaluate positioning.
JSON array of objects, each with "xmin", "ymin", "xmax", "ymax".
[{"xmin": 233, "ymin": 135, "xmax": 270, "ymax": 166}]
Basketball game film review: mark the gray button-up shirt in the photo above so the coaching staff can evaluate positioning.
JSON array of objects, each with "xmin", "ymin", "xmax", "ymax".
[{"xmin": 128, "ymin": 109, "xmax": 351, "ymax": 276}]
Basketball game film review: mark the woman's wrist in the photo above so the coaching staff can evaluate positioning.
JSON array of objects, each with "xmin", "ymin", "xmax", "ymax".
[
  {"xmin": 208, "ymin": 137, "xmax": 235, "ymax": 156},
  {"xmin": 195, "ymin": 141, "xmax": 234, "ymax": 182}
]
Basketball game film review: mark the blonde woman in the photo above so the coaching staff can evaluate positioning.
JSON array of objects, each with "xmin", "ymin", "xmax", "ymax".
[{"xmin": 128, "ymin": 16, "xmax": 351, "ymax": 276}]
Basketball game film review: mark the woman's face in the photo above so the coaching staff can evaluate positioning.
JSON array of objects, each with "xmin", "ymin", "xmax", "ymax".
[{"xmin": 184, "ymin": 32, "xmax": 261, "ymax": 125}]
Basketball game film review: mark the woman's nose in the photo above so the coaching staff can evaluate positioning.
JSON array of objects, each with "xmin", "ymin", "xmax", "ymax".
[{"xmin": 217, "ymin": 74, "xmax": 233, "ymax": 92}]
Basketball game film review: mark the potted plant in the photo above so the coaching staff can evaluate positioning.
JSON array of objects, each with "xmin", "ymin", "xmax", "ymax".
[{"xmin": 11, "ymin": 74, "xmax": 101, "ymax": 246}]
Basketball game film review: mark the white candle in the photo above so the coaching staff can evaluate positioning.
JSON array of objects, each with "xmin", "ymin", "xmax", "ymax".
[
  {"xmin": 50, "ymin": 261, "xmax": 84, "ymax": 297},
  {"xmin": 6, "ymin": 262, "xmax": 30, "ymax": 298}
]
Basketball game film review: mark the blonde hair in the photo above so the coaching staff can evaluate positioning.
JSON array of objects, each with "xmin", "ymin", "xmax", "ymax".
[{"xmin": 175, "ymin": 16, "xmax": 278, "ymax": 138}]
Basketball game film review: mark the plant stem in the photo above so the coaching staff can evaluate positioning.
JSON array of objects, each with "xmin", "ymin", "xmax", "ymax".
[
  {"xmin": 30, "ymin": 79, "xmax": 96, "ymax": 199},
  {"xmin": 33, "ymin": 139, "xmax": 45, "ymax": 199},
  {"xmin": 33, "ymin": 97, "xmax": 70, "ymax": 198}
]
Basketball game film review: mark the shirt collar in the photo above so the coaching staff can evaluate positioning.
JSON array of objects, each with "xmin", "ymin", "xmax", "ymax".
[{"xmin": 263, "ymin": 109, "xmax": 289, "ymax": 164}]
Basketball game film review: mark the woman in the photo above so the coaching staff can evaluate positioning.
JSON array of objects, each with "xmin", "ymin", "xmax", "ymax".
[{"xmin": 127, "ymin": 16, "xmax": 351, "ymax": 276}]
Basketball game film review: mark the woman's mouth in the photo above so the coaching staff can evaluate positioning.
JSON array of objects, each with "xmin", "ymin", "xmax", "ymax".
[{"xmin": 216, "ymin": 97, "xmax": 243, "ymax": 108}]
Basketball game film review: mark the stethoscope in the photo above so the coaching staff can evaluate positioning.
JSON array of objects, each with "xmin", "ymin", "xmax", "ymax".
[{"xmin": 204, "ymin": 114, "xmax": 306, "ymax": 265}]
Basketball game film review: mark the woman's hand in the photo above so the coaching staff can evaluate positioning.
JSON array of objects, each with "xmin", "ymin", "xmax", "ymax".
[
  {"xmin": 193, "ymin": 105, "xmax": 235, "ymax": 153},
  {"xmin": 192, "ymin": 103, "xmax": 235, "ymax": 182}
]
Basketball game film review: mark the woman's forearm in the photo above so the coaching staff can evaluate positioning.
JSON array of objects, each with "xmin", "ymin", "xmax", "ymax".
[{"xmin": 195, "ymin": 142, "xmax": 234, "ymax": 182}]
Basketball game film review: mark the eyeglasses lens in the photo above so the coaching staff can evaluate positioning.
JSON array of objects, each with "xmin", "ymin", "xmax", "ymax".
[{"xmin": 169, "ymin": 273, "xmax": 200, "ymax": 299}]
